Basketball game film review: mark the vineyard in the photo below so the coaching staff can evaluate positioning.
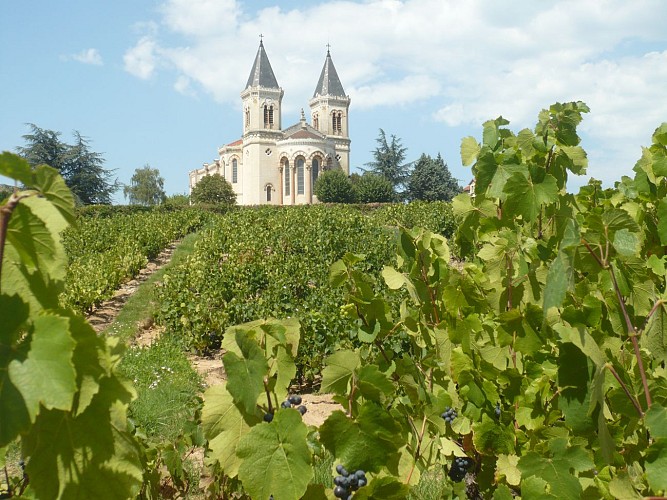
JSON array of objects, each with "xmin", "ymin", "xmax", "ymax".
[{"xmin": 2, "ymin": 102, "xmax": 667, "ymax": 499}]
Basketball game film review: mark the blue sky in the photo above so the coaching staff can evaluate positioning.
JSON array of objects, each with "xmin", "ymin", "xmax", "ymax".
[{"xmin": 2, "ymin": 0, "xmax": 666, "ymax": 203}]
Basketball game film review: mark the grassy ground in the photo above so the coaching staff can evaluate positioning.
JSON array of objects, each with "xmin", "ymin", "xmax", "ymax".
[{"xmin": 106, "ymin": 232, "xmax": 204, "ymax": 440}]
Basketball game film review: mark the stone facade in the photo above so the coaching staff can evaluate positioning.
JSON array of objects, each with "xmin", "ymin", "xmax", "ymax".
[{"xmin": 189, "ymin": 41, "xmax": 351, "ymax": 205}]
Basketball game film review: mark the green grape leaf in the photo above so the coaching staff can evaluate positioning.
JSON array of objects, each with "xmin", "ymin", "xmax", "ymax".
[
  {"xmin": 518, "ymin": 439, "xmax": 593, "ymax": 499},
  {"xmin": 352, "ymin": 476, "xmax": 410, "ymax": 499},
  {"xmin": 521, "ymin": 475, "xmax": 557, "ymax": 499},
  {"xmin": 483, "ymin": 119, "xmax": 499, "ymax": 148},
  {"xmin": 561, "ymin": 145, "xmax": 588, "ymax": 173},
  {"xmin": 382, "ymin": 266, "xmax": 406, "ymax": 290},
  {"xmin": 319, "ymin": 403, "xmax": 403, "ymax": 472},
  {"xmin": 0, "ymin": 152, "xmax": 33, "ymax": 185},
  {"xmin": 0, "ymin": 293, "xmax": 29, "ymax": 344},
  {"xmin": 222, "ymin": 330, "xmax": 268, "ymax": 415},
  {"xmin": 475, "ymin": 153, "xmax": 523, "ymax": 200},
  {"xmin": 553, "ymin": 323, "xmax": 605, "ymax": 367},
  {"xmin": 236, "ymin": 409, "xmax": 312, "ymax": 500},
  {"xmin": 645, "ymin": 439, "xmax": 667, "ymax": 492},
  {"xmin": 301, "ymin": 483, "xmax": 328, "ymax": 500},
  {"xmin": 613, "ymin": 228, "xmax": 640, "ymax": 257},
  {"xmin": 329, "ymin": 259, "xmax": 348, "ymax": 287},
  {"xmin": 517, "ymin": 128, "xmax": 535, "ymax": 154},
  {"xmin": 68, "ymin": 314, "xmax": 109, "ymax": 416},
  {"xmin": 0, "ymin": 364, "xmax": 31, "ymax": 447},
  {"xmin": 472, "ymin": 414, "xmax": 516, "ymax": 455},
  {"xmin": 645, "ymin": 403, "xmax": 667, "ymax": 439},
  {"xmin": 608, "ymin": 476, "xmax": 642, "ymax": 499},
  {"xmin": 5, "ymin": 201, "xmax": 56, "ymax": 272},
  {"xmin": 32, "ymin": 164, "xmax": 76, "ymax": 225},
  {"xmin": 495, "ymin": 454, "xmax": 521, "ymax": 486},
  {"xmin": 493, "ymin": 484, "xmax": 515, "ymax": 500},
  {"xmin": 460, "ymin": 136, "xmax": 480, "ymax": 166},
  {"xmin": 355, "ymin": 364, "xmax": 395, "ymax": 403},
  {"xmin": 321, "ymin": 349, "xmax": 360, "ymax": 395},
  {"xmin": 543, "ymin": 250, "xmax": 574, "ymax": 315},
  {"xmin": 22, "ymin": 376, "xmax": 142, "ymax": 500},
  {"xmin": 202, "ymin": 382, "xmax": 260, "ymax": 477},
  {"xmin": 502, "ymin": 172, "xmax": 558, "ymax": 222},
  {"xmin": 8, "ymin": 313, "xmax": 77, "ymax": 421},
  {"xmin": 657, "ymin": 198, "xmax": 667, "ymax": 246},
  {"xmin": 653, "ymin": 122, "xmax": 667, "ymax": 146},
  {"xmin": 557, "ymin": 343, "xmax": 595, "ymax": 433}
]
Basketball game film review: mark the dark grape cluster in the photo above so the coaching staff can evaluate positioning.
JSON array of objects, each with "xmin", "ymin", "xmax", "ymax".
[
  {"xmin": 494, "ymin": 402, "xmax": 501, "ymax": 418},
  {"xmin": 333, "ymin": 464, "xmax": 367, "ymax": 499},
  {"xmin": 448, "ymin": 456, "xmax": 473, "ymax": 482},
  {"xmin": 441, "ymin": 406, "xmax": 457, "ymax": 423},
  {"xmin": 263, "ymin": 394, "xmax": 307, "ymax": 422}
]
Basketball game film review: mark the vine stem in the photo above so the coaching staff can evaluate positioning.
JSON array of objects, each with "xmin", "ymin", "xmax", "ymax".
[
  {"xmin": 640, "ymin": 300, "xmax": 666, "ymax": 334},
  {"xmin": 262, "ymin": 377, "xmax": 274, "ymax": 414},
  {"xmin": 608, "ymin": 265, "xmax": 652, "ymax": 408},
  {"xmin": 406, "ymin": 413, "xmax": 428, "ymax": 484},
  {"xmin": 606, "ymin": 364, "xmax": 644, "ymax": 417},
  {"xmin": 582, "ymin": 238, "xmax": 652, "ymax": 409}
]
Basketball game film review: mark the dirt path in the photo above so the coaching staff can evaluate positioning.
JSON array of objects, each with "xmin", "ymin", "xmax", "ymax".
[
  {"xmin": 86, "ymin": 242, "xmax": 180, "ymax": 332},
  {"xmin": 88, "ymin": 240, "xmax": 342, "ymax": 426}
]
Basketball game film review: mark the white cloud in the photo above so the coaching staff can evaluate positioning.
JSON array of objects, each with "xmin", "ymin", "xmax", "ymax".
[
  {"xmin": 123, "ymin": 36, "xmax": 158, "ymax": 79},
  {"xmin": 123, "ymin": 0, "xmax": 667, "ymax": 180},
  {"xmin": 62, "ymin": 48, "xmax": 103, "ymax": 65},
  {"xmin": 350, "ymin": 75, "xmax": 441, "ymax": 109}
]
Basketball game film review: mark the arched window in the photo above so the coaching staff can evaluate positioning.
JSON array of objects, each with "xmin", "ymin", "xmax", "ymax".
[
  {"xmin": 284, "ymin": 160, "xmax": 290, "ymax": 196},
  {"xmin": 313, "ymin": 113, "xmax": 319, "ymax": 130},
  {"xmin": 232, "ymin": 159, "xmax": 238, "ymax": 183},
  {"xmin": 266, "ymin": 185, "xmax": 272, "ymax": 202},
  {"xmin": 264, "ymin": 105, "xmax": 274, "ymax": 128},
  {"xmin": 297, "ymin": 158, "xmax": 305, "ymax": 195},
  {"xmin": 245, "ymin": 108, "xmax": 250, "ymax": 128},
  {"xmin": 311, "ymin": 158, "xmax": 319, "ymax": 186}
]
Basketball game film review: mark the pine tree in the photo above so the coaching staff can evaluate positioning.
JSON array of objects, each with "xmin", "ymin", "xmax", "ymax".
[
  {"xmin": 17, "ymin": 124, "xmax": 118, "ymax": 204},
  {"xmin": 407, "ymin": 153, "xmax": 461, "ymax": 202}
]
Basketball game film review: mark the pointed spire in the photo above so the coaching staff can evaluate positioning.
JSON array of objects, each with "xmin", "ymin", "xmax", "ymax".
[
  {"xmin": 246, "ymin": 38, "xmax": 279, "ymax": 90},
  {"xmin": 313, "ymin": 47, "xmax": 346, "ymax": 98}
]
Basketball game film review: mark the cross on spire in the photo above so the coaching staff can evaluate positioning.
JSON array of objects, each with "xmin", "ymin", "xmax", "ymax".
[
  {"xmin": 259, "ymin": 33, "xmax": 264, "ymax": 44},
  {"xmin": 326, "ymin": 42, "xmax": 331, "ymax": 54}
]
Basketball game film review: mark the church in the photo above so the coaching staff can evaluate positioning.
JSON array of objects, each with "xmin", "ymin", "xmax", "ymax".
[{"xmin": 188, "ymin": 40, "xmax": 351, "ymax": 205}]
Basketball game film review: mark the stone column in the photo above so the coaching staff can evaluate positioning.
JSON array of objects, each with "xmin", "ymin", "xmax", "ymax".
[
  {"xmin": 306, "ymin": 163, "xmax": 312, "ymax": 204},
  {"xmin": 279, "ymin": 166, "xmax": 284, "ymax": 205},
  {"xmin": 291, "ymin": 164, "xmax": 296, "ymax": 205}
]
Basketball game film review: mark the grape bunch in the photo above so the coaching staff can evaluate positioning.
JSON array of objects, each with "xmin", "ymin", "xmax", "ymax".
[
  {"xmin": 441, "ymin": 406, "xmax": 457, "ymax": 424},
  {"xmin": 283, "ymin": 394, "xmax": 307, "ymax": 415},
  {"xmin": 264, "ymin": 394, "xmax": 307, "ymax": 422},
  {"xmin": 333, "ymin": 464, "xmax": 367, "ymax": 498},
  {"xmin": 448, "ymin": 456, "xmax": 473, "ymax": 482},
  {"xmin": 494, "ymin": 402, "xmax": 501, "ymax": 418}
]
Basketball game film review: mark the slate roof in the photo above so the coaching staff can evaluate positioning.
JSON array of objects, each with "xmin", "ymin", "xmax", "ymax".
[
  {"xmin": 281, "ymin": 122, "xmax": 326, "ymax": 140},
  {"xmin": 313, "ymin": 50, "xmax": 346, "ymax": 98},
  {"xmin": 245, "ymin": 41, "xmax": 280, "ymax": 90}
]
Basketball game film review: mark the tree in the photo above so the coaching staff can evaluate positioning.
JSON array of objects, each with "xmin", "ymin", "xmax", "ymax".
[
  {"xmin": 190, "ymin": 173, "xmax": 236, "ymax": 205},
  {"xmin": 364, "ymin": 129, "xmax": 410, "ymax": 197},
  {"xmin": 164, "ymin": 193, "xmax": 190, "ymax": 206},
  {"xmin": 314, "ymin": 169, "xmax": 356, "ymax": 203},
  {"xmin": 352, "ymin": 173, "xmax": 395, "ymax": 203},
  {"xmin": 407, "ymin": 153, "xmax": 462, "ymax": 202},
  {"xmin": 123, "ymin": 165, "xmax": 166, "ymax": 206},
  {"xmin": 16, "ymin": 124, "xmax": 119, "ymax": 204}
]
